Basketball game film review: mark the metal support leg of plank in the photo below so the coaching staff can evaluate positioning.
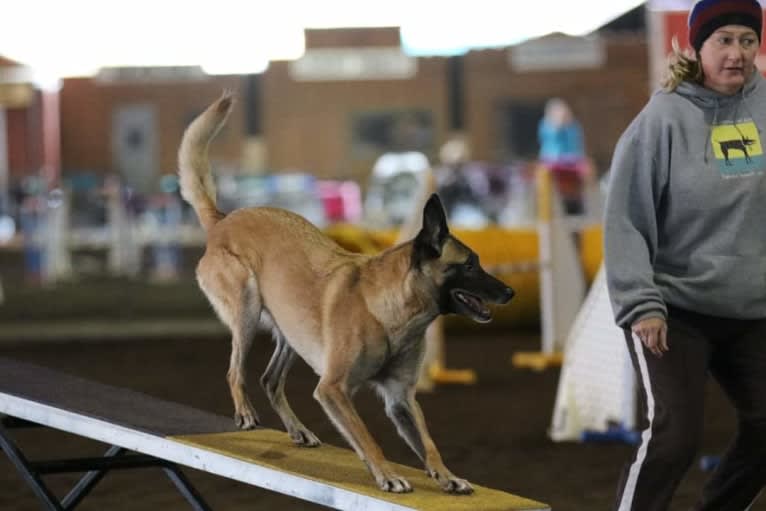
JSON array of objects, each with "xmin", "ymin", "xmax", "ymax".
[
  {"xmin": 0, "ymin": 422, "xmax": 63, "ymax": 510},
  {"xmin": 60, "ymin": 445, "xmax": 124, "ymax": 510},
  {"xmin": 0, "ymin": 421, "xmax": 212, "ymax": 511}
]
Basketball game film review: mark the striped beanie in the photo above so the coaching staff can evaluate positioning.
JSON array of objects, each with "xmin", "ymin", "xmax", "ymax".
[{"xmin": 688, "ymin": 0, "xmax": 763, "ymax": 52}]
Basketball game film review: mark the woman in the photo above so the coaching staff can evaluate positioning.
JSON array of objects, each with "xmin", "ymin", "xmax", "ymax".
[{"xmin": 604, "ymin": 1, "xmax": 766, "ymax": 510}]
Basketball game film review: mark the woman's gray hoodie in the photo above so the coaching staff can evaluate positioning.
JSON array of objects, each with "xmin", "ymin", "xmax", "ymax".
[{"xmin": 605, "ymin": 71, "xmax": 766, "ymax": 327}]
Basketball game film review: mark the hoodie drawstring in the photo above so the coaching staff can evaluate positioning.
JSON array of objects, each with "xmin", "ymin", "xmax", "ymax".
[{"xmin": 705, "ymin": 100, "xmax": 720, "ymax": 164}]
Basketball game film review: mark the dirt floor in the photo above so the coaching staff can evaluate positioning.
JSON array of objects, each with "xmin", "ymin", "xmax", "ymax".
[{"xmin": 0, "ymin": 328, "xmax": 748, "ymax": 511}]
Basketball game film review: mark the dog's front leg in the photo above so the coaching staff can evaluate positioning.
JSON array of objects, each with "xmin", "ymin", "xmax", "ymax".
[
  {"xmin": 314, "ymin": 379, "xmax": 412, "ymax": 493},
  {"xmin": 381, "ymin": 380, "xmax": 473, "ymax": 494}
]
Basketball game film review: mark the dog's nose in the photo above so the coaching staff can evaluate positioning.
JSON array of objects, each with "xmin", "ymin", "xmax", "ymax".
[{"xmin": 503, "ymin": 287, "xmax": 515, "ymax": 303}]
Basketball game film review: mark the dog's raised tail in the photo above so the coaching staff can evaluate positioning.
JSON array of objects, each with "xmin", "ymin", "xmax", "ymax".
[{"xmin": 178, "ymin": 91, "xmax": 233, "ymax": 231}]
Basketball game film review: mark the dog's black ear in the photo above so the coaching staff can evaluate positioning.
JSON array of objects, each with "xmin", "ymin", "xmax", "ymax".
[{"xmin": 414, "ymin": 194, "xmax": 449, "ymax": 259}]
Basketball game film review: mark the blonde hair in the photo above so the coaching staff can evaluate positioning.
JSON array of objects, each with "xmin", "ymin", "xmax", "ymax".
[{"xmin": 661, "ymin": 36, "xmax": 703, "ymax": 92}]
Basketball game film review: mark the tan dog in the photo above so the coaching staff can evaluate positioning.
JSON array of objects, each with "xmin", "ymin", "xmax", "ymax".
[{"xmin": 178, "ymin": 92, "xmax": 514, "ymax": 494}]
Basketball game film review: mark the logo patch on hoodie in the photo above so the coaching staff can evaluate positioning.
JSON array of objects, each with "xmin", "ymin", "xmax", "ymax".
[{"xmin": 710, "ymin": 121, "xmax": 765, "ymax": 177}]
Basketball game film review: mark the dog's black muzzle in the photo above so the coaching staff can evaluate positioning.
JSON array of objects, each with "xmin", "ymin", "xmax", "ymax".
[
  {"xmin": 445, "ymin": 271, "xmax": 515, "ymax": 323},
  {"xmin": 498, "ymin": 286, "xmax": 515, "ymax": 304}
]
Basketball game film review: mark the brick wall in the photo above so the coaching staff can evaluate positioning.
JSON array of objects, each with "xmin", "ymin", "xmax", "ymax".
[{"xmin": 54, "ymin": 31, "xmax": 649, "ymax": 188}]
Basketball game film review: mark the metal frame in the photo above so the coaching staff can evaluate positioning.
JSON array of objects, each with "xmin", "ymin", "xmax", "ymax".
[{"xmin": 0, "ymin": 417, "xmax": 211, "ymax": 511}]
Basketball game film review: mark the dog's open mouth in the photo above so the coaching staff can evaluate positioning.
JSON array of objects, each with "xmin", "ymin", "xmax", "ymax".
[{"xmin": 451, "ymin": 289, "xmax": 492, "ymax": 323}]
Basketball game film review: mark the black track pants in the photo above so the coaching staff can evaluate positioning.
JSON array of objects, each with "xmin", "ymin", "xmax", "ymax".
[{"xmin": 613, "ymin": 306, "xmax": 766, "ymax": 511}]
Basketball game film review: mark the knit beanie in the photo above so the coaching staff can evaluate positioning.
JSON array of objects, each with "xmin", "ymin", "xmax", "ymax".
[{"xmin": 688, "ymin": 0, "xmax": 763, "ymax": 52}]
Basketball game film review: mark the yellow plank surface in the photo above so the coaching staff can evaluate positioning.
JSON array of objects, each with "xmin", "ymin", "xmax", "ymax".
[{"xmin": 171, "ymin": 429, "xmax": 549, "ymax": 511}]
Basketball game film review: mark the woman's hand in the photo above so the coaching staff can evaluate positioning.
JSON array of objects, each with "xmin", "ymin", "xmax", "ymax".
[{"xmin": 631, "ymin": 317, "xmax": 668, "ymax": 357}]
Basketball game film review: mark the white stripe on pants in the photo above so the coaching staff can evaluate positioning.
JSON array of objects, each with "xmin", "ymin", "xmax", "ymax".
[{"xmin": 618, "ymin": 333, "xmax": 656, "ymax": 511}]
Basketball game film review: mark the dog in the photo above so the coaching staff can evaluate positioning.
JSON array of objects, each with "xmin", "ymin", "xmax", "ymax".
[
  {"xmin": 718, "ymin": 136, "xmax": 755, "ymax": 165},
  {"xmin": 177, "ymin": 92, "xmax": 515, "ymax": 494}
]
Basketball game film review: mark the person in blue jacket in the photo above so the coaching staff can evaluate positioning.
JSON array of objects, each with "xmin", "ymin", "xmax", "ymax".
[
  {"xmin": 537, "ymin": 97, "xmax": 588, "ymax": 214},
  {"xmin": 537, "ymin": 97, "xmax": 585, "ymax": 165}
]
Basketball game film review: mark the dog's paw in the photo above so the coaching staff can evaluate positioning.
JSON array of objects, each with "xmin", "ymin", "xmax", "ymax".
[
  {"xmin": 290, "ymin": 428, "xmax": 321, "ymax": 447},
  {"xmin": 377, "ymin": 474, "xmax": 412, "ymax": 493},
  {"xmin": 442, "ymin": 476, "xmax": 473, "ymax": 494},
  {"xmin": 234, "ymin": 410, "xmax": 260, "ymax": 430},
  {"xmin": 428, "ymin": 470, "xmax": 474, "ymax": 494}
]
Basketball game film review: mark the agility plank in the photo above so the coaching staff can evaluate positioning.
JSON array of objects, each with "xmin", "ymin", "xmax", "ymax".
[{"xmin": 0, "ymin": 357, "xmax": 549, "ymax": 511}]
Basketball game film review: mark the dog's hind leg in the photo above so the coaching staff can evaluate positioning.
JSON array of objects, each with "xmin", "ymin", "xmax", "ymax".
[
  {"xmin": 260, "ymin": 330, "xmax": 321, "ymax": 446},
  {"xmin": 197, "ymin": 252, "xmax": 262, "ymax": 429},
  {"xmin": 227, "ymin": 294, "xmax": 261, "ymax": 429}
]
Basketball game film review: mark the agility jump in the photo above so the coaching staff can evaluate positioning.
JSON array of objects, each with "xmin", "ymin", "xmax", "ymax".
[
  {"xmin": 0, "ymin": 357, "xmax": 549, "ymax": 510},
  {"xmin": 510, "ymin": 166, "xmax": 590, "ymax": 371}
]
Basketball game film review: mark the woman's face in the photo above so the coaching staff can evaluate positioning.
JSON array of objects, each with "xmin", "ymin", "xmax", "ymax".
[{"xmin": 699, "ymin": 25, "xmax": 760, "ymax": 95}]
